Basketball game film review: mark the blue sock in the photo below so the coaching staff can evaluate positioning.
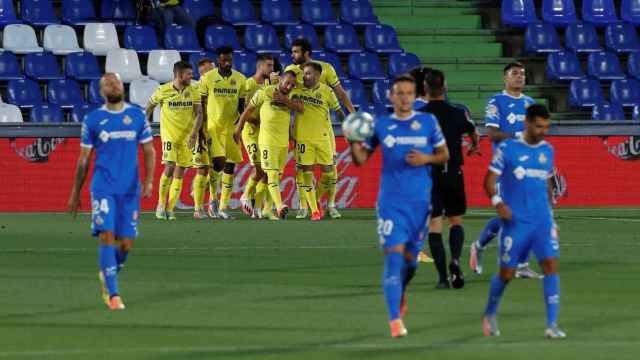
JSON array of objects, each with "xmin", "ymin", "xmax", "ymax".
[
  {"xmin": 479, "ymin": 217, "xmax": 502, "ymax": 248},
  {"xmin": 484, "ymin": 274, "xmax": 508, "ymax": 316},
  {"xmin": 99, "ymin": 244, "xmax": 119, "ymax": 297},
  {"xmin": 115, "ymin": 248, "xmax": 129, "ymax": 273},
  {"xmin": 383, "ymin": 252, "xmax": 403, "ymax": 321},
  {"xmin": 543, "ymin": 274, "xmax": 560, "ymax": 327}
]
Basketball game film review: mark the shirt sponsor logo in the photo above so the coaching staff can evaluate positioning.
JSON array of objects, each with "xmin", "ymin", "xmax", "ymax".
[
  {"xmin": 382, "ymin": 135, "xmax": 427, "ymax": 148},
  {"xmin": 99, "ymin": 130, "xmax": 137, "ymax": 143},
  {"xmin": 513, "ymin": 166, "xmax": 549, "ymax": 180}
]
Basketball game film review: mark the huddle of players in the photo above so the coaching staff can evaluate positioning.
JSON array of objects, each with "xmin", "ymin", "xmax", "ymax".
[{"xmin": 148, "ymin": 39, "xmax": 354, "ymax": 221}]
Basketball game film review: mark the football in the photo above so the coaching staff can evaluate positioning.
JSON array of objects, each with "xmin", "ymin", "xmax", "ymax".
[{"xmin": 341, "ymin": 111, "xmax": 375, "ymax": 142}]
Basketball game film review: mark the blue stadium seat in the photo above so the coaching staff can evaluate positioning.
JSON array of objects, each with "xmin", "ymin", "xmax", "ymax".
[
  {"xmin": 62, "ymin": 0, "xmax": 97, "ymax": 26},
  {"xmin": 361, "ymin": 102, "xmax": 389, "ymax": 116},
  {"xmin": 25, "ymin": 52, "xmax": 64, "ymax": 80},
  {"xmin": 312, "ymin": 51, "xmax": 347, "ymax": 79},
  {"xmin": 233, "ymin": 51, "xmax": 257, "ymax": 77},
  {"xmin": 565, "ymin": 22, "xmax": 602, "ymax": 53},
  {"xmin": 124, "ymin": 25, "xmax": 160, "ymax": 53},
  {"xmin": 587, "ymin": 51, "xmax": 625, "ymax": 80},
  {"xmin": 628, "ymin": 52, "xmax": 640, "ymax": 80},
  {"xmin": 30, "ymin": 103, "xmax": 64, "ymax": 123},
  {"xmin": 0, "ymin": 52, "xmax": 24, "ymax": 80},
  {"xmin": 7, "ymin": 79, "xmax": 43, "ymax": 107},
  {"xmin": 277, "ymin": 52, "xmax": 293, "ymax": 69},
  {"xmin": 262, "ymin": 0, "xmax": 298, "ymax": 25},
  {"xmin": 89, "ymin": 79, "xmax": 104, "ymax": 104},
  {"xmin": 569, "ymin": 78, "xmax": 604, "ymax": 108},
  {"xmin": 0, "ymin": 0, "xmax": 20, "ymax": 27},
  {"xmin": 48, "ymin": 79, "xmax": 84, "ymax": 108},
  {"xmin": 610, "ymin": 78, "xmax": 640, "ymax": 107},
  {"xmin": 341, "ymin": 78, "xmax": 368, "ymax": 107},
  {"xmin": 388, "ymin": 52, "xmax": 421, "ymax": 78},
  {"xmin": 204, "ymin": 25, "xmax": 242, "ymax": 52},
  {"xmin": 542, "ymin": 0, "xmax": 577, "ymax": 27},
  {"xmin": 364, "ymin": 25, "xmax": 403, "ymax": 53},
  {"xmin": 592, "ymin": 102, "xmax": 625, "ymax": 121},
  {"xmin": 501, "ymin": 0, "xmax": 538, "ymax": 27},
  {"xmin": 244, "ymin": 24, "xmax": 281, "ymax": 53},
  {"xmin": 582, "ymin": 0, "xmax": 618, "ymax": 27},
  {"xmin": 164, "ymin": 25, "xmax": 202, "ymax": 53},
  {"xmin": 633, "ymin": 104, "xmax": 640, "ymax": 121},
  {"xmin": 71, "ymin": 103, "xmax": 99, "ymax": 122},
  {"xmin": 302, "ymin": 0, "xmax": 339, "ymax": 26},
  {"xmin": 372, "ymin": 79, "xmax": 392, "ymax": 107},
  {"xmin": 524, "ymin": 23, "xmax": 562, "ymax": 54},
  {"xmin": 546, "ymin": 50, "xmax": 584, "ymax": 81},
  {"xmin": 284, "ymin": 24, "xmax": 320, "ymax": 50},
  {"xmin": 341, "ymin": 0, "xmax": 378, "ymax": 26},
  {"xmin": 348, "ymin": 52, "xmax": 385, "ymax": 81},
  {"xmin": 222, "ymin": 0, "xmax": 259, "ymax": 26},
  {"xmin": 183, "ymin": 0, "xmax": 216, "ymax": 24},
  {"xmin": 21, "ymin": 0, "xmax": 59, "ymax": 27},
  {"xmin": 325, "ymin": 24, "xmax": 362, "ymax": 53},
  {"xmin": 605, "ymin": 23, "xmax": 640, "ymax": 53},
  {"xmin": 66, "ymin": 52, "xmax": 102, "ymax": 81},
  {"xmin": 100, "ymin": 0, "xmax": 136, "ymax": 26},
  {"xmin": 621, "ymin": 0, "xmax": 640, "ymax": 26}
]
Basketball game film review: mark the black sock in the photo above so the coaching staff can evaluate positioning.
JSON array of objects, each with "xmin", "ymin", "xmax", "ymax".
[
  {"xmin": 428, "ymin": 232, "xmax": 448, "ymax": 282},
  {"xmin": 402, "ymin": 265, "xmax": 416, "ymax": 292},
  {"xmin": 449, "ymin": 225, "xmax": 464, "ymax": 263}
]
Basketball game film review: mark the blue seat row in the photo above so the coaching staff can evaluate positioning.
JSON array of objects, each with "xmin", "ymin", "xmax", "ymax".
[
  {"xmin": 525, "ymin": 22, "xmax": 640, "ymax": 54},
  {"xmin": 502, "ymin": 0, "xmax": 639, "ymax": 27},
  {"xmin": 569, "ymin": 77, "xmax": 640, "ymax": 110}
]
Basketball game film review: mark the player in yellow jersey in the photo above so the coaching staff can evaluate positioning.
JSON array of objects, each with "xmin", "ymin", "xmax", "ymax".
[
  {"xmin": 200, "ymin": 46, "xmax": 247, "ymax": 220},
  {"xmin": 285, "ymin": 39, "xmax": 355, "ymax": 219},
  {"xmin": 291, "ymin": 62, "xmax": 346, "ymax": 221},
  {"xmin": 235, "ymin": 70, "xmax": 302, "ymax": 219},
  {"xmin": 146, "ymin": 61, "xmax": 203, "ymax": 220},
  {"xmin": 191, "ymin": 58, "xmax": 217, "ymax": 219},
  {"xmin": 238, "ymin": 54, "xmax": 280, "ymax": 218}
]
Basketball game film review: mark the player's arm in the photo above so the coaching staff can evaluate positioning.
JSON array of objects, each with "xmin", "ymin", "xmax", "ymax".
[
  {"xmin": 486, "ymin": 126, "xmax": 515, "ymax": 143},
  {"xmin": 350, "ymin": 142, "xmax": 373, "ymax": 166},
  {"xmin": 189, "ymin": 103, "xmax": 203, "ymax": 149},
  {"xmin": 334, "ymin": 108, "xmax": 346, "ymax": 123},
  {"xmin": 332, "ymin": 84, "xmax": 355, "ymax": 114},
  {"xmin": 141, "ymin": 141, "xmax": 156, "ymax": 198},
  {"xmin": 235, "ymin": 103, "xmax": 257, "ymax": 143},
  {"xmin": 67, "ymin": 146, "xmax": 93, "ymax": 218},
  {"xmin": 272, "ymin": 91, "xmax": 303, "ymax": 112},
  {"xmin": 405, "ymin": 144, "xmax": 449, "ymax": 166},
  {"xmin": 144, "ymin": 101, "xmax": 157, "ymax": 123},
  {"xmin": 485, "ymin": 146, "xmax": 512, "ymax": 220}
]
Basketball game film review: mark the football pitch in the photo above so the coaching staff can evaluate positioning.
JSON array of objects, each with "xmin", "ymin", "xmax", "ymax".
[{"xmin": 1, "ymin": 208, "xmax": 639, "ymax": 359}]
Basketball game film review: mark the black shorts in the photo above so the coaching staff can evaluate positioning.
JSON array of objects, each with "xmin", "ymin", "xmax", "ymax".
[{"xmin": 431, "ymin": 166, "xmax": 467, "ymax": 218}]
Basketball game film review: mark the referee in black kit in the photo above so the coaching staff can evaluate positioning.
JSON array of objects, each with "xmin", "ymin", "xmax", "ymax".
[{"xmin": 416, "ymin": 69, "xmax": 480, "ymax": 289}]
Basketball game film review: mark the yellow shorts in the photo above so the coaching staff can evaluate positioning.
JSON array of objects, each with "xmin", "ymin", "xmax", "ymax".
[
  {"xmin": 260, "ymin": 144, "xmax": 288, "ymax": 171},
  {"xmin": 242, "ymin": 125, "xmax": 260, "ymax": 166},
  {"xmin": 161, "ymin": 139, "xmax": 192, "ymax": 168},
  {"xmin": 208, "ymin": 123, "xmax": 243, "ymax": 164},
  {"xmin": 191, "ymin": 137, "xmax": 211, "ymax": 168},
  {"xmin": 295, "ymin": 139, "xmax": 333, "ymax": 166}
]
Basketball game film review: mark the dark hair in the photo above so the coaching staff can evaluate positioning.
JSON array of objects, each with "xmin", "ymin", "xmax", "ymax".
[
  {"xmin": 173, "ymin": 60, "xmax": 193, "ymax": 74},
  {"xmin": 303, "ymin": 61, "xmax": 323, "ymax": 74},
  {"xmin": 216, "ymin": 46, "xmax": 234, "ymax": 57},
  {"xmin": 526, "ymin": 103, "xmax": 551, "ymax": 122},
  {"xmin": 425, "ymin": 69, "xmax": 445, "ymax": 97},
  {"xmin": 391, "ymin": 75, "xmax": 416, "ymax": 93},
  {"xmin": 408, "ymin": 66, "xmax": 432, "ymax": 97},
  {"xmin": 283, "ymin": 70, "xmax": 297, "ymax": 78},
  {"xmin": 291, "ymin": 38, "xmax": 312, "ymax": 54},
  {"xmin": 504, "ymin": 62, "xmax": 525, "ymax": 74},
  {"xmin": 257, "ymin": 53, "xmax": 274, "ymax": 63},
  {"xmin": 198, "ymin": 58, "xmax": 214, "ymax": 67}
]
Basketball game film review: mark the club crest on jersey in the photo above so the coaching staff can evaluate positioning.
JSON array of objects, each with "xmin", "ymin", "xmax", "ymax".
[
  {"xmin": 123, "ymin": 116, "xmax": 132, "ymax": 125},
  {"xmin": 410, "ymin": 120, "xmax": 421, "ymax": 131},
  {"xmin": 315, "ymin": 92, "xmax": 322, "ymax": 99},
  {"xmin": 184, "ymin": 91, "xmax": 191, "ymax": 98},
  {"xmin": 230, "ymin": 79, "xmax": 237, "ymax": 86},
  {"xmin": 539, "ymin": 153, "xmax": 547, "ymax": 164}
]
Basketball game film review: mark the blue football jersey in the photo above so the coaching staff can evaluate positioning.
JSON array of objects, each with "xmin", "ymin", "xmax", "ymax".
[
  {"xmin": 489, "ymin": 138, "xmax": 554, "ymax": 223},
  {"xmin": 365, "ymin": 111, "xmax": 446, "ymax": 204},
  {"xmin": 81, "ymin": 104, "xmax": 153, "ymax": 195},
  {"xmin": 485, "ymin": 91, "xmax": 534, "ymax": 146}
]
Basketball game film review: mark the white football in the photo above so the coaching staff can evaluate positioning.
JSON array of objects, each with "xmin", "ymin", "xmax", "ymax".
[{"xmin": 342, "ymin": 111, "xmax": 375, "ymax": 142}]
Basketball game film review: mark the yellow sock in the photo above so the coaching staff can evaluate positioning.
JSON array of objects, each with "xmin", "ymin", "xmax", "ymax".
[
  {"xmin": 255, "ymin": 181, "xmax": 267, "ymax": 211},
  {"xmin": 193, "ymin": 174, "xmax": 207, "ymax": 211},
  {"xmin": 219, "ymin": 173, "xmax": 234, "ymax": 210},
  {"xmin": 157, "ymin": 173, "xmax": 172, "ymax": 208},
  {"xmin": 296, "ymin": 169, "xmax": 307, "ymax": 209},
  {"xmin": 266, "ymin": 170, "xmax": 283, "ymax": 209},
  {"xmin": 209, "ymin": 170, "xmax": 221, "ymax": 204},
  {"xmin": 242, "ymin": 176, "xmax": 258, "ymax": 200},
  {"xmin": 327, "ymin": 167, "xmax": 338, "ymax": 208},
  {"xmin": 167, "ymin": 178, "xmax": 183, "ymax": 212},
  {"xmin": 303, "ymin": 171, "xmax": 319, "ymax": 213},
  {"xmin": 262, "ymin": 188, "xmax": 273, "ymax": 214},
  {"xmin": 317, "ymin": 172, "xmax": 330, "ymax": 203}
]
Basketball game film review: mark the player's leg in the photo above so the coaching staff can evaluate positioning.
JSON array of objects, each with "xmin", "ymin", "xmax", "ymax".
[
  {"xmin": 326, "ymin": 133, "xmax": 340, "ymax": 216},
  {"xmin": 114, "ymin": 237, "xmax": 133, "ymax": 273},
  {"xmin": 534, "ymin": 223, "xmax": 565, "ymax": 338},
  {"xmin": 92, "ymin": 194, "xmax": 124, "ymax": 310},
  {"xmin": 515, "ymin": 253, "xmax": 543, "ymax": 280},
  {"xmin": 399, "ymin": 235, "xmax": 424, "ymax": 318},
  {"xmin": 218, "ymin": 131, "xmax": 243, "ymax": 219},
  {"xmin": 302, "ymin": 165, "xmax": 321, "ymax": 220},
  {"xmin": 471, "ymin": 217, "xmax": 501, "ymax": 275},
  {"xmin": 252, "ymin": 164, "xmax": 266, "ymax": 218},
  {"xmin": 428, "ymin": 215, "xmax": 449, "ymax": 289},
  {"xmin": 262, "ymin": 145, "xmax": 288, "ymax": 219},
  {"xmin": 207, "ymin": 126, "xmax": 226, "ymax": 217},
  {"xmin": 444, "ymin": 169, "xmax": 467, "ymax": 287},
  {"xmin": 447, "ymin": 217, "xmax": 465, "ymax": 289},
  {"xmin": 240, "ymin": 138, "xmax": 260, "ymax": 216},
  {"xmin": 192, "ymin": 167, "xmax": 209, "ymax": 219},
  {"xmin": 166, "ymin": 166, "xmax": 186, "ymax": 220},
  {"xmin": 316, "ymin": 141, "xmax": 340, "ymax": 219},
  {"xmin": 295, "ymin": 164, "xmax": 308, "ymax": 217},
  {"xmin": 157, "ymin": 141, "xmax": 176, "ymax": 219}
]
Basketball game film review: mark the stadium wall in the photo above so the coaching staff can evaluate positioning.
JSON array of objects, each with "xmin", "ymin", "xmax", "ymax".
[{"xmin": 2, "ymin": 136, "xmax": 640, "ymax": 212}]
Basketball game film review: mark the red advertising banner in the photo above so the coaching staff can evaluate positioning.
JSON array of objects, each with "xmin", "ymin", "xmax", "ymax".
[{"xmin": 1, "ymin": 136, "xmax": 639, "ymax": 212}]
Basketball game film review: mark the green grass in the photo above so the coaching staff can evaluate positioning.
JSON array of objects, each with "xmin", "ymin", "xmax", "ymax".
[{"xmin": 1, "ymin": 208, "xmax": 640, "ymax": 359}]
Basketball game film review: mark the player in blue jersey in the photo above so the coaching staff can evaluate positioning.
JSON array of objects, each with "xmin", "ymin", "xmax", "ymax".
[
  {"xmin": 469, "ymin": 62, "xmax": 542, "ymax": 279},
  {"xmin": 481, "ymin": 104, "xmax": 565, "ymax": 339},
  {"xmin": 350, "ymin": 75, "xmax": 449, "ymax": 338},
  {"xmin": 67, "ymin": 73, "xmax": 156, "ymax": 310}
]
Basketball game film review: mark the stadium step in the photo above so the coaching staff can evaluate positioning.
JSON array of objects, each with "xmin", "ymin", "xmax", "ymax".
[
  {"xmin": 378, "ymin": 15, "xmax": 483, "ymax": 30},
  {"xmin": 399, "ymin": 34, "xmax": 496, "ymax": 43},
  {"xmin": 403, "ymin": 42, "xmax": 503, "ymax": 58}
]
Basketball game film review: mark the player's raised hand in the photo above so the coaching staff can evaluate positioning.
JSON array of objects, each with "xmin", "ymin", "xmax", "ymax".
[
  {"xmin": 405, "ymin": 149, "xmax": 430, "ymax": 166},
  {"xmin": 496, "ymin": 203, "xmax": 512, "ymax": 221},
  {"xmin": 67, "ymin": 192, "xmax": 81, "ymax": 219},
  {"xmin": 272, "ymin": 90, "xmax": 287, "ymax": 105},
  {"xmin": 142, "ymin": 180, "xmax": 153, "ymax": 199}
]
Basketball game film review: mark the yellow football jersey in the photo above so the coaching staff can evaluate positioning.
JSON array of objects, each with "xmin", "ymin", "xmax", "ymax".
[
  {"xmin": 291, "ymin": 83, "xmax": 341, "ymax": 142},
  {"xmin": 149, "ymin": 82, "xmax": 201, "ymax": 144},
  {"xmin": 199, "ymin": 68, "xmax": 247, "ymax": 130},
  {"xmin": 243, "ymin": 76, "xmax": 274, "ymax": 135},
  {"xmin": 252, "ymin": 86, "xmax": 294, "ymax": 148},
  {"xmin": 284, "ymin": 60, "xmax": 340, "ymax": 89}
]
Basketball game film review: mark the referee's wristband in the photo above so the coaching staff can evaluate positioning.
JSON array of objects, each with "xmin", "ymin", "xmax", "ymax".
[{"xmin": 491, "ymin": 195, "xmax": 503, "ymax": 207}]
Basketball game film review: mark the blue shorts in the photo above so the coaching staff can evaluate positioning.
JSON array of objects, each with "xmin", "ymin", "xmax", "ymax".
[
  {"xmin": 499, "ymin": 220, "xmax": 559, "ymax": 269},
  {"xmin": 91, "ymin": 193, "xmax": 140, "ymax": 239},
  {"xmin": 376, "ymin": 199, "xmax": 430, "ymax": 251}
]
